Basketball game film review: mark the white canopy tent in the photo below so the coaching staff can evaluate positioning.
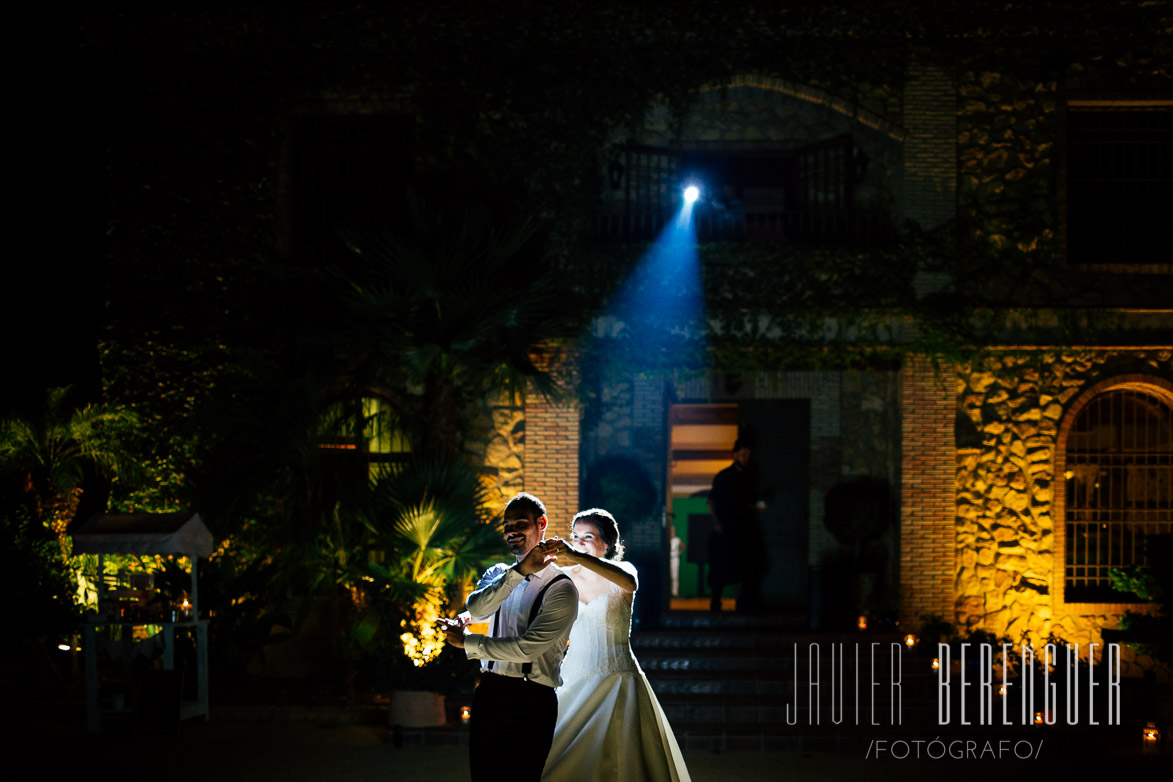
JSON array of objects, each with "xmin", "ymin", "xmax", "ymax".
[
  {"xmin": 71, "ymin": 511, "xmax": 213, "ymax": 557},
  {"xmin": 72, "ymin": 511, "xmax": 212, "ymax": 615},
  {"xmin": 72, "ymin": 511, "xmax": 213, "ymax": 731}
]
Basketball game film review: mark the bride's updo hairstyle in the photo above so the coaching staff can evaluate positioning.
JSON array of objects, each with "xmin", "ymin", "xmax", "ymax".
[{"xmin": 572, "ymin": 508, "xmax": 624, "ymax": 561}]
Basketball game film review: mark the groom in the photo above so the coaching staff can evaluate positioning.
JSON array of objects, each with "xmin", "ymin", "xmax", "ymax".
[{"xmin": 441, "ymin": 492, "xmax": 578, "ymax": 782}]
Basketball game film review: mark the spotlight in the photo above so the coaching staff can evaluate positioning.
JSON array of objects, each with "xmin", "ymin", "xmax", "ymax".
[{"xmin": 683, "ymin": 185, "xmax": 700, "ymax": 204}]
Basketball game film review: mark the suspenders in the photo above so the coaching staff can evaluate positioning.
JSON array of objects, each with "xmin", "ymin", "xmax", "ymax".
[{"xmin": 486, "ymin": 572, "xmax": 570, "ymax": 679}]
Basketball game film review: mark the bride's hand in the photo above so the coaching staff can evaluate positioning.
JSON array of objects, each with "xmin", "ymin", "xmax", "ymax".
[{"xmin": 545, "ymin": 537, "xmax": 583, "ymax": 565}]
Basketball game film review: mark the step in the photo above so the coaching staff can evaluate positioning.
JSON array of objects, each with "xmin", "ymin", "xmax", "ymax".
[
  {"xmin": 660, "ymin": 696, "xmax": 940, "ymax": 728},
  {"xmin": 650, "ymin": 610, "xmax": 810, "ymax": 631},
  {"xmin": 633, "ymin": 629, "xmax": 914, "ymax": 651},
  {"xmin": 637, "ymin": 651, "xmax": 937, "ymax": 674},
  {"xmin": 639, "ymin": 655, "xmax": 785, "ymax": 672}
]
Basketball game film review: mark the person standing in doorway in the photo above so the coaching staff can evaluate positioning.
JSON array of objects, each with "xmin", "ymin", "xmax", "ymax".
[{"xmin": 706, "ymin": 439, "xmax": 766, "ymax": 614}]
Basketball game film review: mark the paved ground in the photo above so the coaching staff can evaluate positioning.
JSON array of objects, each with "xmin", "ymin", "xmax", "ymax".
[{"xmin": 18, "ymin": 708, "xmax": 1170, "ymax": 781}]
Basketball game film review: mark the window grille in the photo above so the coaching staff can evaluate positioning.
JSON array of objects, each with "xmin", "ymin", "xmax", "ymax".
[
  {"xmin": 1065, "ymin": 104, "xmax": 1172, "ymax": 265},
  {"xmin": 598, "ymin": 137, "xmax": 891, "ymax": 244},
  {"xmin": 595, "ymin": 144, "xmax": 679, "ymax": 242},
  {"xmin": 1065, "ymin": 388, "xmax": 1173, "ymax": 602}
]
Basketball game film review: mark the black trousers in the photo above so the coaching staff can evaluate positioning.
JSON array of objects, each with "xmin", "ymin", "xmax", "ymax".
[
  {"xmin": 470, "ymin": 671, "xmax": 558, "ymax": 782},
  {"xmin": 707, "ymin": 530, "xmax": 739, "ymax": 610}
]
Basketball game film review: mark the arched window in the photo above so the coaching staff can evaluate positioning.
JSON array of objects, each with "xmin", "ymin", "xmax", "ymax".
[{"xmin": 1064, "ymin": 387, "xmax": 1173, "ymax": 602}]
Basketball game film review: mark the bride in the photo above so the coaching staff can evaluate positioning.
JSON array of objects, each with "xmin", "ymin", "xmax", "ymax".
[{"xmin": 542, "ymin": 508, "xmax": 691, "ymax": 782}]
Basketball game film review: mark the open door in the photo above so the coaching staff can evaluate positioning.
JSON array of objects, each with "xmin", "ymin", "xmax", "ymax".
[{"xmin": 666, "ymin": 404, "xmax": 737, "ymax": 606}]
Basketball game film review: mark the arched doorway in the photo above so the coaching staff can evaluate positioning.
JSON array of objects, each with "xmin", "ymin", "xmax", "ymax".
[{"xmin": 1059, "ymin": 381, "xmax": 1173, "ymax": 603}]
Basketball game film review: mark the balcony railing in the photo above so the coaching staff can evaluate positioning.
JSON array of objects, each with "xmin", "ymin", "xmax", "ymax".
[{"xmin": 596, "ymin": 204, "xmax": 896, "ymax": 245}]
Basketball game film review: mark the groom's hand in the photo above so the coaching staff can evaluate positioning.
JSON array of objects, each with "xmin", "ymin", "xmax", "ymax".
[
  {"xmin": 515, "ymin": 540, "xmax": 554, "ymax": 577},
  {"xmin": 438, "ymin": 617, "xmax": 467, "ymax": 649}
]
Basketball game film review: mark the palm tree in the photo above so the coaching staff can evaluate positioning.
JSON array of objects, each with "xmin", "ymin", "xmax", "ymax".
[
  {"xmin": 0, "ymin": 386, "xmax": 141, "ymax": 546},
  {"xmin": 373, "ymin": 457, "xmax": 503, "ymax": 604},
  {"xmin": 333, "ymin": 193, "xmax": 576, "ymax": 458},
  {"xmin": 307, "ymin": 457, "xmax": 503, "ymax": 666}
]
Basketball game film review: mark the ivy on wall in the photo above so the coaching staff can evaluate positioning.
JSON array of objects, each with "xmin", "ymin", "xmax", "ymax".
[{"xmin": 81, "ymin": 2, "xmax": 1173, "ymax": 423}]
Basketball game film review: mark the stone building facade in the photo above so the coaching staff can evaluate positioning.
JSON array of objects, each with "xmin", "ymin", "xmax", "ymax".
[
  {"xmin": 900, "ymin": 350, "xmax": 1173, "ymax": 673},
  {"xmin": 515, "ymin": 50, "xmax": 1171, "ymax": 657}
]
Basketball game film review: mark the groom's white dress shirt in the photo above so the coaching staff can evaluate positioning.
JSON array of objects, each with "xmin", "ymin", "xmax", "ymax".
[{"xmin": 464, "ymin": 562, "xmax": 578, "ymax": 689}]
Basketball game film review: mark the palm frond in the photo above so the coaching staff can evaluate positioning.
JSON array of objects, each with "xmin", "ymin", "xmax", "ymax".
[
  {"xmin": 332, "ymin": 192, "xmax": 576, "ymax": 442},
  {"xmin": 370, "ymin": 456, "xmax": 490, "ymax": 526},
  {"xmin": 393, "ymin": 502, "xmax": 444, "ymax": 551}
]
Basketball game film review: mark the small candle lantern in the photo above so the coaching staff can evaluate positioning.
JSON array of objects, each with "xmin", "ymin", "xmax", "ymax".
[
  {"xmin": 1142, "ymin": 721, "xmax": 1159, "ymax": 754},
  {"xmin": 460, "ymin": 706, "xmax": 471, "ymax": 726},
  {"xmin": 857, "ymin": 615, "xmax": 868, "ymax": 631}
]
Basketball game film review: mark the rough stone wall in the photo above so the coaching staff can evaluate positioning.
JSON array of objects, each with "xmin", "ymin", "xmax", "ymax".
[
  {"xmin": 628, "ymin": 376, "xmax": 669, "ymax": 554},
  {"xmin": 578, "ymin": 373, "xmax": 665, "ymax": 553},
  {"xmin": 954, "ymin": 349, "xmax": 1172, "ymax": 673},
  {"xmin": 587, "ymin": 376, "xmax": 635, "ymax": 458},
  {"xmin": 956, "ymin": 67, "xmax": 1060, "ymax": 254},
  {"xmin": 841, "ymin": 369, "xmax": 901, "ymax": 482},
  {"xmin": 840, "ymin": 369, "xmax": 902, "ymax": 589},
  {"xmin": 467, "ymin": 362, "xmax": 581, "ymax": 530},
  {"xmin": 464, "ymin": 400, "xmax": 526, "ymax": 518}
]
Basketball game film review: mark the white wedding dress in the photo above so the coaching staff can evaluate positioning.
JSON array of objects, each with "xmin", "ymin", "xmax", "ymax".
[{"xmin": 542, "ymin": 561, "xmax": 691, "ymax": 782}]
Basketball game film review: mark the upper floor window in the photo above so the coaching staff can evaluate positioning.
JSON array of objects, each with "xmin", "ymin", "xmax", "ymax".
[
  {"xmin": 1064, "ymin": 386, "xmax": 1173, "ymax": 602},
  {"xmin": 598, "ymin": 136, "xmax": 889, "ymax": 245},
  {"xmin": 1064, "ymin": 101, "xmax": 1172, "ymax": 266}
]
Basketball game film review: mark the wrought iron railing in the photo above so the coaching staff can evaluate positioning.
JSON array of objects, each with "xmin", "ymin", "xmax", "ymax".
[{"xmin": 596, "ymin": 204, "xmax": 896, "ymax": 245}]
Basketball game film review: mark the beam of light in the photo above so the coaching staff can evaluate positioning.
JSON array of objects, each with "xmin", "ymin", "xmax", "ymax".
[
  {"xmin": 593, "ymin": 188, "xmax": 708, "ymax": 373},
  {"xmin": 683, "ymin": 185, "xmax": 699, "ymax": 204}
]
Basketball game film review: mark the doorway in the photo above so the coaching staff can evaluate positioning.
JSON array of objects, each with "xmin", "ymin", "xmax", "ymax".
[{"xmin": 666, "ymin": 400, "xmax": 810, "ymax": 610}]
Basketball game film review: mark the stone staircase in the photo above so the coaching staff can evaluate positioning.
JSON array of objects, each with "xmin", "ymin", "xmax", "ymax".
[{"xmin": 634, "ymin": 612, "xmax": 938, "ymax": 753}]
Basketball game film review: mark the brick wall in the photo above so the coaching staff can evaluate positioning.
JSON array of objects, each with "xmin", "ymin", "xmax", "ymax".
[
  {"xmin": 899, "ymin": 355, "xmax": 956, "ymax": 622},
  {"xmin": 524, "ymin": 392, "xmax": 580, "ymax": 535},
  {"xmin": 903, "ymin": 61, "xmax": 956, "ymax": 230},
  {"xmin": 523, "ymin": 347, "xmax": 581, "ymax": 534}
]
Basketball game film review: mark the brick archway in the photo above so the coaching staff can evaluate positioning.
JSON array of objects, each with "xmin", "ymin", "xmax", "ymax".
[{"xmin": 697, "ymin": 74, "xmax": 906, "ymax": 141}]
